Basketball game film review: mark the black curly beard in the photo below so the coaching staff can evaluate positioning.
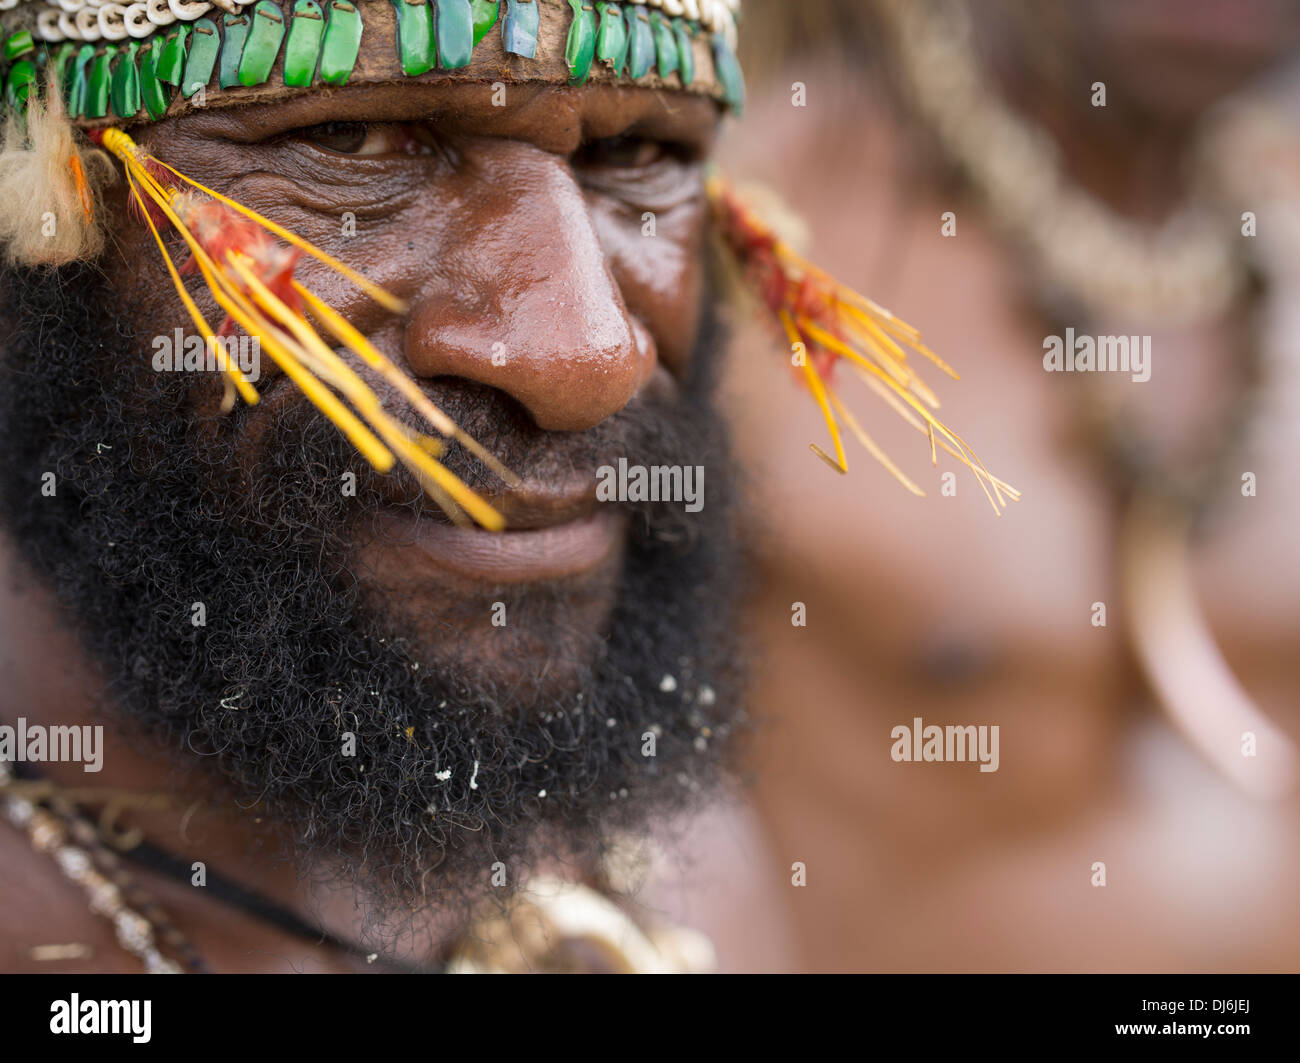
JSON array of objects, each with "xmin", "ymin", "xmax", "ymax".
[{"xmin": 0, "ymin": 262, "xmax": 749, "ymax": 953}]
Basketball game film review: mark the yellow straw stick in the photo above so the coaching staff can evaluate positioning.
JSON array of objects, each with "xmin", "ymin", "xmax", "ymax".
[
  {"xmin": 294, "ymin": 283, "xmax": 522, "ymax": 489},
  {"xmin": 228, "ymin": 255, "xmax": 504, "ymax": 529},
  {"xmin": 780, "ymin": 309, "xmax": 846, "ymax": 474},
  {"xmin": 826, "ymin": 388, "xmax": 925, "ymax": 496},
  {"xmin": 145, "ymin": 155, "xmax": 406, "ymax": 315},
  {"xmin": 133, "ymin": 188, "xmax": 397, "ymax": 473},
  {"xmin": 124, "ymin": 174, "xmax": 260, "ymax": 409},
  {"xmin": 710, "ymin": 175, "xmax": 1017, "ymax": 512}
]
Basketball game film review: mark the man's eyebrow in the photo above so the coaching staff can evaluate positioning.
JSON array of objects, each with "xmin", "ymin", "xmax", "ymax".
[{"xmin": 164, "ymin": 82, "xmax": 721, "ymax": 149}]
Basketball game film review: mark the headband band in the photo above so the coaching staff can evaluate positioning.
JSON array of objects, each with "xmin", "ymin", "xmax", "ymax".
[{"xmin": 0, "ymin": 0, "xmax": 744, "ymax": 127}]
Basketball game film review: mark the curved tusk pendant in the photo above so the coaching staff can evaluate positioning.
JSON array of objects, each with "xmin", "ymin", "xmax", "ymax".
[{"xmin": 1122, "ymin": 494, "xmax": 1298, "ymax": 800}]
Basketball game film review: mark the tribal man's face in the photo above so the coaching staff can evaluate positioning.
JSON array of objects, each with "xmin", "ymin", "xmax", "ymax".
[
  {"xmin": 0, "ymin": 81, "xmax": 746, "ymax": 921},
  {"xmin": 130, "ymin": 81, "xmax": 722, "ymax": 692}
]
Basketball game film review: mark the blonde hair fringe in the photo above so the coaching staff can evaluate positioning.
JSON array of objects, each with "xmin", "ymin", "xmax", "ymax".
[{"xmin": 0, "ymin": 77, "xmax": 115, "ymax": 267}]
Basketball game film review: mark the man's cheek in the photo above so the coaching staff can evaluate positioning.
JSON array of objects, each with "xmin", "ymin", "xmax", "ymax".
[
  {"xmin": 114, "ymin": 259, "xmax": 231, "ymax": 423},
  {"xmin": 597, "ymin": 201, "xmax": 706, "ymax": 379}
]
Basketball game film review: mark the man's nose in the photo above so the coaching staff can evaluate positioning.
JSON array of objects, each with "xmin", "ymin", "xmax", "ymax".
[{"xmin": 402, "ymin": 150, "xmax": 656, "ymax": 432}]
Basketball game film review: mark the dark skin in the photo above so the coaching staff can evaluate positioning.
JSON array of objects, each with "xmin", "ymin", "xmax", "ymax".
[{"xmin": 0, "ymin": 79, "xmax": 726, "ymax": 972}]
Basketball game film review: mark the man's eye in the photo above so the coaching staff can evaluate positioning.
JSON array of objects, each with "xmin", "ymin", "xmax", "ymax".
[
  {"xmin": 299, "ymin": 122, "xmax": 436, "ymax": 157},
  {"xmin": 576, "ymin": 135, "xmax": 671, "ymax": 170}
]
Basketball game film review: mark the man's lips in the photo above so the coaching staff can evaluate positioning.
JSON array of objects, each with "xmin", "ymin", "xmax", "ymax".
[
  {"xmin": 377, "ymin": 507, "xmax": 624, "ymax": 583},
  {"xmin": 371, "ymin": 483, "xmax": 626, "ymax": 584}
]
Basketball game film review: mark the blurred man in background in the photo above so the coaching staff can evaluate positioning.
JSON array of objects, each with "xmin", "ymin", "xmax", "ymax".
[{"xmin": 719, "ymin": 0, "xmax": 1300, "ymax": 970}]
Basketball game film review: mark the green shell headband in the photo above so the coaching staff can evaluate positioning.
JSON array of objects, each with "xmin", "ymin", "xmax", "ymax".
[{"xmin": 0, "ymin": 0, "xmax": 744, "ymax": 126}]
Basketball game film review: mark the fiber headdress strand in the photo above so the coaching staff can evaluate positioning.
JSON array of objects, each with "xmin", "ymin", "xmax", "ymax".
[{"xmin": 0, "ymin": 0, "xmax": 1016, "ymax": 525}]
